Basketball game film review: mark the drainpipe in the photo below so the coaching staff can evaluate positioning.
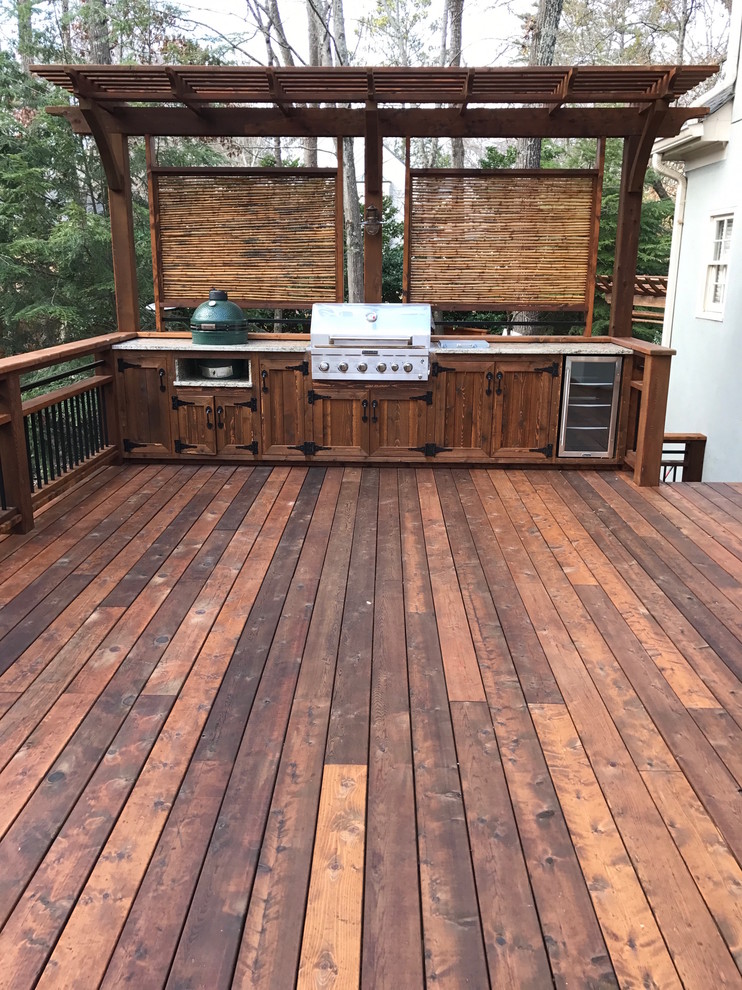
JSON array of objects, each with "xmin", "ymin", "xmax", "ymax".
[{"xmin": 652, "ymin": 154, "xmax": 686, "ymax": 349}]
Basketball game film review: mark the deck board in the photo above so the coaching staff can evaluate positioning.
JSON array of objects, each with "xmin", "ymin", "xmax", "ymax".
[{"xmin": 0, "ymin": 464, "xmax": 742, "ymax": 989}]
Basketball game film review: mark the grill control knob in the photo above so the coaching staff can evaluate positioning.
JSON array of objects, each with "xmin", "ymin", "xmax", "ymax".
[
  {"xmin": 357, "ymin": 362, "xmax": 368, "ymax": 373},
  {"xmin": 318, "ymin": 361, "xmax": 329, "ymax": 372},
  {"xmin": 391, "ymin": 363, "xmax": 399, "ymax": 372},
  {"xmin": 403, "ymin": 362, "xmax": 413, "ymax": 373},
  {"xmin": 338, "ymin": 362, "xmax": 349, "ymax": 373},
  {"xmin": 376, "ymin": 362, "xmax": 387, "ymax": 373}
]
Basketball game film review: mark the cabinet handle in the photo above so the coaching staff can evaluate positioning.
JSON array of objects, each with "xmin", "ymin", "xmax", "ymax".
[
  {"xmin": 371, "ymin": 399, "xmax": 378, "ymax": 423},
  {"xmin": 495, "ymin": 371, "xmax": 503, "ymax": 396},
  {"xmin": 206, "ymin": 406, "xmax": 213, "ymax": 430},
  {"xmin": 216, "ymin": 405, "xmax": 224, "ymax": 430},
  {"xmin": 485, "ymin": 371, "xmax": 494, "ymax": 396},
  {"xmin": 361, "ymin": 398, "xmax": 368, "ymax": 423},
  {"xmin": 158, "ymin": 368, "xmax": 166, "ymax": 392},
  {"xmin": 261, "ymin": 369, "xmax": 269, "ymax": 393}
]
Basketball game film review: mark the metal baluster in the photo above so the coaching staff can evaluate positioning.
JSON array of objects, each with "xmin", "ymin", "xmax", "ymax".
[
  {"xmin": 42, "ymin": 410, "xmax": 56, "ymax": 481},
  {"xmin": 69, "ymin": 394, "xmax": 81, "ymax": 465},
  {"xmin": 31, "ymin": 412, "xmax": 47, "ymax": 487},
  {"xmin": 83, "ymin": 390, "xmax": 94, "ymax": 455},
  {"xmin": 62, "ymin": 398, "xmax": 74, "ymax": 470},
  {"xmin": 23, "ymin": 416, "xmax": 36, "ymax": 493},
  {"xmin": 97, "ymin": 386, "xmax": 108, "ymax": 447}
]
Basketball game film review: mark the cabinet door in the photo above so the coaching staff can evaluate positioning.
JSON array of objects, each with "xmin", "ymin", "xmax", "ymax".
[
  {"xmin": 491, "ymin": 358, "xmax": 561, "ymax": 460},
  {"xmin": 117, "ymin": 352, "xmax": 172, "ymax": 455},
  {"xmin": 217, "ymin": 392, "xmax": 260, "ymax": 456},
  {"xmin": 174, "ymin": 391, "xmax": 216, "ymax": 455},
  {"xmin": 307, "ymin": 387, "xmax": 369, "ymax": 458},
  {"xmin": 259, "ymin": 357, "xmax": 310, "ymax": 457},
  {"xmin": 432, "ymin": 360, "xmax": 495, "ymax": 458},
  {"xmin": 368, "ymin": 386, "xmax": 434, "ymax": 458}
]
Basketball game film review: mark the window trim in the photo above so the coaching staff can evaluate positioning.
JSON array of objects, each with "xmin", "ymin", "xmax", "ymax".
[{"xmin": 699, "ymin": 212, "xmax": 734, "ymax": 320}]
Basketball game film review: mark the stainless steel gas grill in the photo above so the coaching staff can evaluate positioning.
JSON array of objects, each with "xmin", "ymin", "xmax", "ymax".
[{"xmin": 310, "ymin": 303, "xmax": 432, "ymax": 382}]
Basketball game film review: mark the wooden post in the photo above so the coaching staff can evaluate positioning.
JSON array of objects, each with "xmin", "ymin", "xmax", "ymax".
[
  {"xmin": 146, "ymin": 136, "xmax": 164, "ymax": 331},
  {"xmin": 609, "ymin": 136, "xmax": 642, "ymax": 337},
  {"xmin": 364, "ymin": 105, "xmax": 383, "ymax": 303},
  {"xmin": 108, "ymin": 132, "xmax": 141, "ymax": 332},
  {"xmin": 95, "ymin": 346, "xmax": 123, "ymax": 461},
  {"xmin": 633, "ymin": 350, "xmax": 672, "ymax": 486},
  {"xmin": 0, "ymin": 373, "xmax": 34, "ymax": 532}
]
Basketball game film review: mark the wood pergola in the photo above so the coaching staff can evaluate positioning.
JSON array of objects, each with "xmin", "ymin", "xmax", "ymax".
[{"xmin": 32, "ymin": 63, "xmax": 717, "ymax": 335}]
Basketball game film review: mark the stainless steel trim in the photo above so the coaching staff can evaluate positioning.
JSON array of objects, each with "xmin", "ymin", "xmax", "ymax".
[
  {"xmin": 558, "ymin": 356, "xmax": 622, "ymax": 458},
  {"xmin": 328, "ymin": 336, "xmax": 414, "ymax": 348}
]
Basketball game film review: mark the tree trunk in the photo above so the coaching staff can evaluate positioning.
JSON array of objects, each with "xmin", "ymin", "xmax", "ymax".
[
  {"xmin": 333, "ymin": 0, "xmax": 363, "ymax": 301},
  {"xmin": 447, "ymin": 0, "xmax": 465, "ymax": 168},
  {"xmin": 17, "ymin": 0, "xmax": 34, "ymax": 70},
  {"xmin": 514, "ymin": 0, "xmax": 564, "ymax": 332},
  {"xmin": 83, "ymin": 0, "xmax": 111, "ymax": 64}
]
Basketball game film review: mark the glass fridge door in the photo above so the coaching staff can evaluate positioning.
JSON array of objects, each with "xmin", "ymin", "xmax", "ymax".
[{"xmin": 558, "ymin": 356, "xmax": 622, "ymax": 458}]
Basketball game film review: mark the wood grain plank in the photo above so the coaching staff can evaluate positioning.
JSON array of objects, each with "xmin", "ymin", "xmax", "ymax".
[
  {"xmin": 543, "ymin": 472, "xmax": 742, "ymax": 731},
  {"xmin": 297, "ymin": 764, "xmax": 367, "ymax": 990},
  {"xmin": 0, "ymin": 490, "xmax": 249, "ymax": 930},
  {"xmin": 485, "ymin": 470, "xmax": 677, "ymax": 773},
  {"xmin": 162, "ymin": 469, "xmax": 336, "ymax": 990},
  {"xmin": 642, "ymin": 768, "xmax": 742, "ymax": 969},
  {"xmin": 451, "ymin": 701, "xmax": 553, "ymax": 990},
  {"xmin": 361, "ymin": 470, "xmax": 423, "ymax": 990},
  {"xmin": 99, "ymin": 468, "xmax": 306, "ymax": 990},
  {"xmin": 234, "ymin": 468, "xmax": 361, "ymax": 990},
  {"xmin": 36, "ymin": 469, "xmax": 321, "ymax": 990},
  {"xmin": 531, "ymin": 703, "xmax": 682, "ymax": 990},
  {"xmin": 398, "ymin": 468, "xmax": 491, "ymax": 988},
  {"xmin": 523, "ymin": 470, "xmax": 721, "ymax": 711},
  {"xmin": 324, "ymin": 468, "xmax": 378, "ymax": 766},
  {"xmin": 415, "ymin": 468, "xmax": 486, "ymax": 702}
]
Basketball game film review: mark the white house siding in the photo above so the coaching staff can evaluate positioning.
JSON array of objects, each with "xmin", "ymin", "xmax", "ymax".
[{"xmin": 661, "ymin": 14, "xmax": 742, "ymax": 482}]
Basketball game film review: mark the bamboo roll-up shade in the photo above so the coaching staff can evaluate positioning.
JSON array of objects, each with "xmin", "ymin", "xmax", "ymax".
[
  {"xmin": 406, "ymin": 172, "xmax": 598, "ymax": 309},
  {"xmin": 154, "ymin": 172, "xmax": 340, "ymax": 307}
]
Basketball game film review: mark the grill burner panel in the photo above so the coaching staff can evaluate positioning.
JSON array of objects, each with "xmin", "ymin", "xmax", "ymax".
[{"xmin": 310, "ymin": 303, "xmax": 432, "ymax": 382}]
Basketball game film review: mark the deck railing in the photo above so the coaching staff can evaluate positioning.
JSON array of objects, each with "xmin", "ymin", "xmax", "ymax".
[
  {"xmin": 0, "ymin": 333, "xmax": 132, "ymax": 532},
  {"xmin": 661, "ymin": 433, "xmax": 707, "ymax": 482}
]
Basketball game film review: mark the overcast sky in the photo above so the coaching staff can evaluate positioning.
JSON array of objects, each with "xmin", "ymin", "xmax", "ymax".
[{"xmin": 172, "ymin": 0, "xmax": 528, "ymax": 67}]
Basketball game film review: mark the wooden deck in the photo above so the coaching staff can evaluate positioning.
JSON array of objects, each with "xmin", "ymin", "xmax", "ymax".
[{"xmin": 1, "ymin": 464, "xmax": 742, "ymax": 990}]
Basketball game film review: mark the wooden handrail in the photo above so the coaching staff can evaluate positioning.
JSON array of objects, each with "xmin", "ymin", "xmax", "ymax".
[
  {"xmin": 662, "ymin": 433, "xmax": 706, "ymax": 482},
  {"xmin": 0, "ymin": 332, "xmax": 136, "ymax": 377},
  {"xmin": 22, "ymin": 375, "xmax": 113, "ymax": 416},
  {"xmin": 0, "ymin": 338, "xmax": 124, "ymax": 532}
]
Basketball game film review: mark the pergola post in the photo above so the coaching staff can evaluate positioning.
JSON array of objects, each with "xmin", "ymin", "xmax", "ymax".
[
  {"xmin": 364, "ymin": 105, "xmax": 384, "ymax": 303},
  {"xmin": 107, "ymin": 132, "xmax": 140, "ymax": 332}
]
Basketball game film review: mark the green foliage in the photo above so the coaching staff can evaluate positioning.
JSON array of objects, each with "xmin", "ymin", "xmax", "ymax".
[
  {"xmin": 257, "ymin": 153, "xmax": 303, "ymax": 168},
  {"xmin": 478, "ymin": 144, "xmax": 518, "ymax": 169},
  {"xmin": 380, "ymin": 196, "xmax": 404, "ymax": 303}
]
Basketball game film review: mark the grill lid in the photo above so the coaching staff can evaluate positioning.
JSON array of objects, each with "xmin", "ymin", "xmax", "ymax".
[{"xmin": 310, "ymin": 303, "xmax": 432, "ymax": 348}]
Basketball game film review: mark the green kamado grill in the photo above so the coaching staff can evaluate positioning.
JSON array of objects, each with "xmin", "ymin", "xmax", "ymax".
[{"xmin": 190, "ymin": 289, "xmax": 248, "ymax": 345}]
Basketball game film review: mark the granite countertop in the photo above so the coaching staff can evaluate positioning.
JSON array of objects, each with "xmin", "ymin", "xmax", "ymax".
[{"xmin": 114, "ymin": 337, "xmax": 631, "ymax": 356}]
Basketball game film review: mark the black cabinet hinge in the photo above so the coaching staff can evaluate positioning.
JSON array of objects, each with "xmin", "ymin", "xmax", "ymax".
[
  {"xmin": 410, "ymin": 442, "xmax": 452, "ymax": 457},
  {"xmin": 117, "ymin": 358, "xmax": 141, "ymax": 372},
  {"xmin": 529, "ymin": 443, "xmax": 554, "ymax": 457},
  {"xmin": 175, "ymin": 439, "xmax": 198, "ymax": 453},
  {"xmin": 411, "ymin": 391, "xmax": 434, "ymax": 405},
  {"xmin": 534, "ymin": 361, "xmax": 560, "ymax": 378},
  {"xmin": 307, "ymin": 389, "xmax": 332, "ymax": 405},
  {"xmin": 286, "ymin": 360, "xmax": 310, "ymax": 375},
  {"xmin": 235, "ymin": 398, "xmax": 258, "ymax": 412},
  {"xmin": 172, "ymin": 396, "xmax": 194, "ymax": 410},
  {"xmin": 123, "ymin": 438, "xmax": 147, "ymax": 452},
  {"xmin": 431, "ymin": 363, "xmax": 456, "ymax": 377},
  {"xmin": 236, "ymin": 440, "xmax": 259, "ymax": 454},
  {"xmin": 288, "ymin": 441, "xmax": 328, "ymax": 456}
]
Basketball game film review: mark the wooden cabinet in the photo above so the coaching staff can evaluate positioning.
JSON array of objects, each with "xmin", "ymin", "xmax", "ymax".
[
  {"xmin": 431, "ymin": 359, "xmax": 495, "ymax": 458},
  {"xmin": 368, "ymin": 386, "xmax": 435, "ymax": 457},
  {"xmin": 173, "ymin": 389, "xmax": 259, "ymax": 456},
  {"xmin": 307, "ymin": 386, "xmax": 369, "ymax": 458},
  {"xmin": 259, "ymin": 356, "xmax": 312, "ymax": 457},
  {"xmin": 116, "ymin": 351, "xmax": 172, "ymax": 455},
  {"xmin": 491, "ymin": 357, "xmax": 561, "ymax": 460}
]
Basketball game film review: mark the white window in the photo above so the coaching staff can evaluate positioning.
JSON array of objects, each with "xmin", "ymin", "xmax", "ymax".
[{"xmin": 703, "ymin": 214, "xmax": 734, "ymax": 316}]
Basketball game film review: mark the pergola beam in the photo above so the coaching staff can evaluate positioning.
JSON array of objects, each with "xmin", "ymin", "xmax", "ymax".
[{"xmin": 47, "ymin": 105, "xmax": 706, "ymax": 140}]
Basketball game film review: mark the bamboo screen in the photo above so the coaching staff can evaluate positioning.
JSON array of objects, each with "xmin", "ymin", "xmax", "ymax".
[
  {"xmin": 152, "ymin": 170, "xmax": 341, "ymax": 308},
  {"xmin": 405, "ymin": 171, "xmax": 600, "ymax": 310}
]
